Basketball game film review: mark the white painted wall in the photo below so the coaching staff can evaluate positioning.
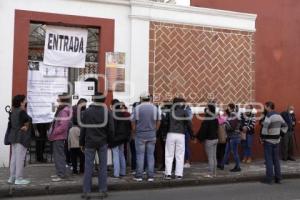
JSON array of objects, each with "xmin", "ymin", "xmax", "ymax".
[
  {"xmin": 0, "ymin": 0, "xmax": 133, "ymax": 167},
  {"xmin": 0, "ymin": 0, "xmax": 256, "ymax": 166}
]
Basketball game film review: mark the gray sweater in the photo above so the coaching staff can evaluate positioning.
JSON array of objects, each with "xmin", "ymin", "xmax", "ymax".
[{"xmin": 261, "ymin": 111, "xmax": 288, "ymax": 144}]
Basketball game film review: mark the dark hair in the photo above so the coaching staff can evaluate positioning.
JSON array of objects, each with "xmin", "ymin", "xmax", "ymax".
[
  {"xmin": 228, "ymin": 103, "xmax": 236, "ymax": 112},
  {"xmin": 77, "ymin": 98, "xmax": 87, "ymax": 106},
  {"xmin": 12, "ymin": 95, "xmax": 26, "ymax": 108},
  {"xmin": 111, "ymin": 99, "xmax": 122, "ymax": 109},
  {"xmin": 207, "ymin": 104, "xmax": 216, "ymax": 114},
  {"xmin": 111, "ymin": 99, "xmax": 120, "ymax": 106},
  {"xmin": 173, "ymin": 97, "xmax": 185, "ymax": 110},
  {"xmin": 265, "ymin": 101, "xmax": 275, "ymax": 110},
  {"xmin": 92, "ymin": 92, "xmax": 106, "ymax": 103},
  {"xmin": 173, "ymin": 97, "xmax": 185, "ymax": 104},
  {"xmin": 132, "ymin": 102, "xmax": 139, "ymax": 108},
  {"xmin": 58, "ymin": 93, "xmax": 71, "ymax": 103}
]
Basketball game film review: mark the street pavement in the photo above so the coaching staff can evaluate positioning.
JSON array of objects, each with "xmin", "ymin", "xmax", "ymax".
[
  {"xmin": 1, "ymin": 159, "xmax": 300, "ymax": 198},
  {"xmin": 6, "ymin": 178, "xmax": 300, "ymax": 200}
]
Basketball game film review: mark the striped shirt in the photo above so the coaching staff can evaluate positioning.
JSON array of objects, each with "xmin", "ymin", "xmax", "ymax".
[
  {"xmin": 261, "ymin": 111, "xmax": 288, "ymax": 144},
  {"xmin": 240, "ymin": 113, "xmax": 256, "ymax": 135}
]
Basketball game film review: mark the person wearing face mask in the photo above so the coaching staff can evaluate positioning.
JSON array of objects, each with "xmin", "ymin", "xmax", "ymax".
[
  {"xmin": 219, "ymin": 103, "xmax": 241, "ymax": 172},
  {"xmin": 68, "ymin": 98, "xmax": 87, "ymax": 174},
  {"xmin": 197, "ymin": 104, "xmax": 219, "ymax": 177},
  {"xmin": 216, "ymin": 109, "xmax": 227, "ymax": 169},
  {"xmin": 281, "ymin": 105, "xmax": 297, "ymax": 161},
  {"xmin": 8, "ymin": 95, "xmax": 32, "ymax": 185},
  {"xmin": 240, "ymin": 105, "xmax": 256, "ymax": 164},
  {"xmin": 261, "ymin": 101, "xmax": 288, "ymax": 184},
  {"xmin": 48, "ymin": 93, "xmax": 72, "ymax": 182},
  {"xmin": 164, "ymin": 98, "xmax": 194, "ymax": 180}
]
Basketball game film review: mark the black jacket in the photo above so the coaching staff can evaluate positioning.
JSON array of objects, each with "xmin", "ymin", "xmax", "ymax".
[
  {"xmin": 80, "ymin": 104, "xmax": 114, "ymax": 148},
  {"xmin": 110, "ymin": 111, "xmax": 131, "ymax": 148},
  {"xmin": 281, "ymin": 111, "xmax": 296, "ymax": 132},
  {"xmin": 197, "ymin": 116, "xmax": 219, "ymax": 142},
  {"xmin": 9, "ymin": 108, "xmax": 32, "ymax": 148},
  {"xmin": 168, "ymin": 106, "xmax": 193, "ymax": 135}
]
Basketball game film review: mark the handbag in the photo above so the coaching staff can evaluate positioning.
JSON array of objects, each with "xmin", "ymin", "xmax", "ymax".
[
  {"xmin": 4, "ymin": 122, "xmax": 11, "ymax": 145},
  {"xmin": 4, "ymin": 106, "xmax": 11, "ymax": 145},
  {"xmin": 218, "ymin": 124, "xmax": 227, "ymax": 144}
]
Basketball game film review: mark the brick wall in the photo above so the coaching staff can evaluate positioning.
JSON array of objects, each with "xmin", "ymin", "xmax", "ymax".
[{"xmin": 149, "ymin": 22, "xmax": 255, "ymax": 105}]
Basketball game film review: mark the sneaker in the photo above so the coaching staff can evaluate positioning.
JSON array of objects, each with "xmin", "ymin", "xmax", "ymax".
[
  {"xmin": 230, "ymin": 167, "xmax": 241, "ymax": 172},
  {"xmin": 260, "ymin": 179, "xmax": 272, "ymax": 185},
  {"xmin": 81, "ymin": 193, "xmax": 91, "ymax": 200},
  {"xmin": 133, "ymin": 177, "xmax": 143, "ymax": 182},
  {"xmin": 148, "ymin": 178, "xmax": 154, "ymax": 182},
  {"xmin": 51, "ymin": 175, "xmax": 58, "ymax": 178},
  {"xmin": 217, "ymin": 165, "xmax": 224, "ymax": 170},
  {"xmin": 275, "ymin": 178, "xmax": 281, "ymax": 184},
  {"xmin": 98, "ymin": 192, "xmax": 108, "ymax": 198},
  {"xmin": 15, "ymin": 179, "xmax": 30, "ymax": 185},
  {"xmin": 175, "ymin": 176, "xmax": 183, "ymax": 180},
  {"xmin": 131, "ymin": 171, "xmax": 136, "ymax": 175},
  {"xmin": 52, "ymin": 177, "xmax": 65, "ymax": 182},
  {"xmin": 204, "ymin": 174, "xmax": 213, "ymax": 178},
  {"xmin": 184, "ymin": 163, "xmax": 191, "ymax": 168},
  {"xmin": 246, "ymin": 158, "xmax": 252, "ymax": 164},
  {"xmin": 164, "ymin": 175, "xmax": 172, "ymax": 180},
  {"xmin": 7, "ymin": 177, "xmax": 15, "ymax": 184},
  {"xmin": 288, "ymin": 157, "xmax": 296, "ymax": 161}
]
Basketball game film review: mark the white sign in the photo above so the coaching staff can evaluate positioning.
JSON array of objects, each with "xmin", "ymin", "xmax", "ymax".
[
  {"xmin": 72, "ymin": 95, "xmax": 93, "ymax": 107},
  {"xmin": 44, "ymin": 25, "xmax": 88, "ymax": 68},
  {"xmin": 75, "ymin": 81, "xmax": 95, "ymax": 96},
  {"xmin": 27, "ymin": 62, "xmax": 69, "ymax": 123}
]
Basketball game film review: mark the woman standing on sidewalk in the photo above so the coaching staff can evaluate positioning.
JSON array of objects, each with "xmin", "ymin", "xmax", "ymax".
[
  {"xmin": 240, "ymin": 105, "xmax": 256, "ymax": 164},
  {"xmin": 8, "ymin": 95, "xmax": 32, "ymax": 185},
  {"xmin": 164, "ymin": 98, "xmax": 193, "ymax": 180},
  {"xmin": 220, "ymin": 103, "xmax": 242, "ymax": 172},
  {"xmin": 111, "ymin": 100, "xmax": 131, "ymax": 178},
  {"xmin": 48, "ymin": 93, "xmax": 72, "ymax": 182},
  {"xmin": 197, "ymin": 104, "xmax": 219, "ymax": 178}
]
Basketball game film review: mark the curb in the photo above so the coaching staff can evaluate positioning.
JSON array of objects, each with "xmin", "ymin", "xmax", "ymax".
[{"xmin": 1, "ymin": 173, "xmax": 300, "ymax": 198}]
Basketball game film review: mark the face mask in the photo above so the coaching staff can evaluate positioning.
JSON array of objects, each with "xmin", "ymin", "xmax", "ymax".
[
  {"xmin": 290, "ymin": 110, "xmax": 294, "ymax": 114},
  {"xmin": 219, "ymin": 111, "xmax": 224, "ymax": 116}
]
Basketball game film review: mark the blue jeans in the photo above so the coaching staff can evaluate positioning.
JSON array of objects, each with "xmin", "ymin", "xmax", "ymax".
[
  {"xmin": 241, "ymin": 134, "xmax": 254, "ymax": 158},
  {"xmin": 264, "ymin": 142, "xmax": 281, "ymax": 182},
  {"xmin": 112, "ymin": 144, "xmax": 126, "ymax": 177},
  {"xmin": 222, "ymin": 137, "xmax": 241, "ymax": 168},
  {"xmin": 184, "ymin": 131, "xmax": 191, "ymax": 162},
  {"xmin": 135, "ymin": 138, "xmax": 156, "ymax": 178},
  {"xmin": 83, "ymin": 145, "xmax": 107, "ymax": 193}
]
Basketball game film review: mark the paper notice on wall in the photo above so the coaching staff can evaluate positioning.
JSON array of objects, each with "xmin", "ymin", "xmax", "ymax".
[
  {"xmin": 72, "ymin": 95, "xmax": 93, "ymax": 106},
  {"xmin": 74, "ymin": 81, "xmax": 95, "ymax": 96},
  {"xmin": 43, "ymin": 25, "xmax": 88, "ymax": 68},
  {"xmin": 105, "ymin": 52, "xmax": 125, "ymax": 91},
  {"xmin": 27, "ymin": 61, "xmax": 69, "ymax": 123}
]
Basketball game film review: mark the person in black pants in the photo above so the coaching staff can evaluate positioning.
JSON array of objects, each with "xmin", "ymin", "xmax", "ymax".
[
  {"xmin": 34, "ymin": 123, "xmax": 51, "ymax": 163},
  {"xmin": 156, "ymin": 102, "xmax": 171, "ymax": 171}
]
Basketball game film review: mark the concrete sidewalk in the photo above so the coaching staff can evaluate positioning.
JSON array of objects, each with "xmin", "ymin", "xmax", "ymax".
[{"xmin": 1, "ymin": 160, "xmax": 300, "ymax": 198}]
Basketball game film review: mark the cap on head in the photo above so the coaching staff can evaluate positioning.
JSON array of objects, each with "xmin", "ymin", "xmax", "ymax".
[{"xmin": 140, "ymin": 92, "xmax": 151, "ymax": 101}]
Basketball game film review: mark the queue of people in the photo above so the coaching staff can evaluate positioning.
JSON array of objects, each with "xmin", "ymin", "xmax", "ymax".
[{"xmin": 4, "ymin": 93, "xmax": 297, "ymax": 198}]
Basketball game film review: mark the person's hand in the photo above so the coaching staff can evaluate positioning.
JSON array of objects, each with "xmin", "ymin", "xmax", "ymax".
[
  {"xmin": 80, "ymin": 146, "xmax": 85, "ymax": 153},
  {"xmin": 20, "ymin": 126, "xmax": 28, "ymax": 132},
  {"xmin": 259, "ymin": 138, "xmax": 264, "ymax": 144}
]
